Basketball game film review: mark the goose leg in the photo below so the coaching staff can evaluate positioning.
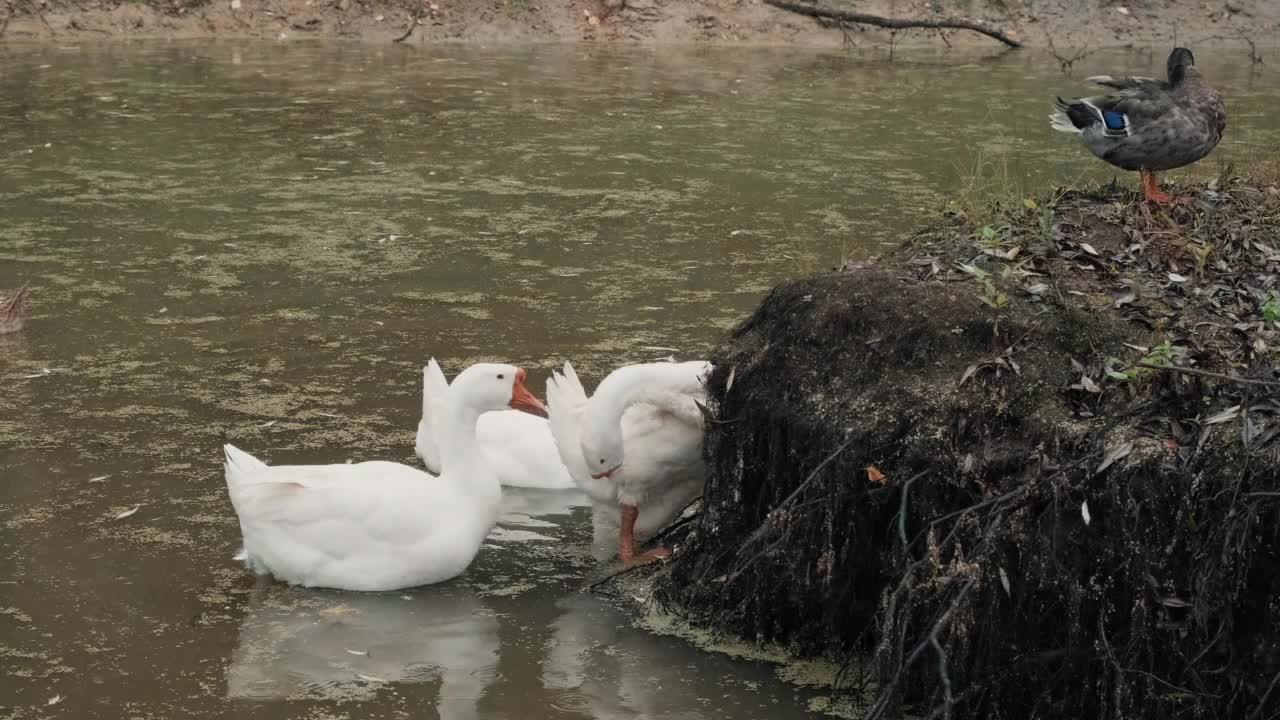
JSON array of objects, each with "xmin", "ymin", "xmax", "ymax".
[
  {"xmin": 1140, "ymin": 169, "xmax": 1174, "ymax": 205},
  {"xmin": 618, "ymin": 504, "xmax": 670, "ymax": 565}
]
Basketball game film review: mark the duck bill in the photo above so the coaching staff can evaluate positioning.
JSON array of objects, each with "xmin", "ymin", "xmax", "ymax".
[{"xmin": 509, "ymin": 369, "xmax": 549, "ymax": 418}]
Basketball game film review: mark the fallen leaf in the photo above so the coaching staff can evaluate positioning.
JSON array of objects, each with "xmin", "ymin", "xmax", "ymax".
[
  {"xmin": 1080, "ymin": 242, "xmax": 1099, "ymax": 256},
  {"xmin": 1081, "ymin": 375, "xmax": 1102, "ymax": 393},
  {"xmin": 998, "ymin": 566, "xmax": 1011, "ymax": 596},
  {"xmin": 356, "ymin": 673, "xmax": 387, "ymax": 683},
  {"xmin": 867, "ymin": 465, "xmax": 887, "ymax": 484},
  {"xmin": 114, "ymin": 505, "xmax": 140, "ymax": 520},
  {"xmin": 1168, "ymin": 272, "xmax": 1189, "ymax": 283},
  {"xmin": 88, "ymin": 475, "xmax": 111, "ymax": 483},
  {"xmin": 725, "ymin": 366, "xmax": 736, "ymax": 394},
  {"xmin": 345, "ymin": 648, "xmax": 368, "ymax": 656},
  {"xmin": 47, "ymin": 695, "xmax": 62, "ymax": 706},
  {"xmin": 1096, "ymin": 441, "xmax": 1134, "ymax": 473},
  {"xmin": 22, "ymin": 368, "xmax": 52, "ymax": 379},
  {"xmin": 1157, "ymin": 596, "xmax": 1192, "ymax": 608},
  {"xmin": 1023, "ymin": 197, "xmax": 1038, "ymax": 210},
  {"xmin": 260, "ymin": 420, "xmax": 277, "ymax": 428},
  {"xmin": 1113, "ymin": 291, "xmax": 1136, "ymax": 308},
  {"xmin": 959, "ymin": 363, "xmax": 980, "ymax": 386},
  {"xmin": 1081, "ymin": 499, "xmax": 1092, "ymax": 526},
  {"xmin": 1204, "ymin": 406, "xmax": 1241, "ymax": 425}
]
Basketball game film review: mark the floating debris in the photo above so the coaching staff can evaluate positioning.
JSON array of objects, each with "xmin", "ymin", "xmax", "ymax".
[
  {"xmin": 114, "ymin": 505, "xmax": 140, "ymax": 520},
  {"xmin": 0, "ymin": 283, "xmax": 30, "ymax": 335}
]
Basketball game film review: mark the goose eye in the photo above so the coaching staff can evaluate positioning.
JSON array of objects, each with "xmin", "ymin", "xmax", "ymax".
[
  {"xmin": 497, "ymin": 373, "xmax": 505, "ymax": 380},
  {"xmin": 599, "ymin": 458, "xmax": 605, "ymax": 464}
]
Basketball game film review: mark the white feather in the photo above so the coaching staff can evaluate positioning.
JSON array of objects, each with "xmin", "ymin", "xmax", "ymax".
[{"xmin": 1049, "ymin": 109, "xmax": 1081, "ymax": 134}]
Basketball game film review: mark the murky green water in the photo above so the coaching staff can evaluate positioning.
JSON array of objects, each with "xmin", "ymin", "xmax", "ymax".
[{"xmin": 1, "ymin": 42, "xmax": 1276, "ymax": 718}]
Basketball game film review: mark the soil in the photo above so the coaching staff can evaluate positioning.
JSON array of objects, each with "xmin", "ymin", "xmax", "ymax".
[
  {"xmin": 645, "ymin": 169, "xmax": 1280, "ymax": 719},
  {"xmin": 0, "ymin": 0, "xmax": 1276, "ymax": 50}
]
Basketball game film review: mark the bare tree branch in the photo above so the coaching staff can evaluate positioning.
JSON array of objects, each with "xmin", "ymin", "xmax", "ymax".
[{"xmin": 764, "ymin": 0, "xmax": 1022, "ymax": 49}]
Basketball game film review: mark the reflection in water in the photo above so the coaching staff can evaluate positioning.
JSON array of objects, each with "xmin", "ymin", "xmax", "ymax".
[
  {"xmin": 227, "ymin": 586, "xmax": 498, "ymax": 720},
  {"xmin": 543, "ymin": 594, "xmax": 785, "ymax": 720},
  {"xmin": 488, "ymin": 486, "xmax": 590, "ymax": 544}
]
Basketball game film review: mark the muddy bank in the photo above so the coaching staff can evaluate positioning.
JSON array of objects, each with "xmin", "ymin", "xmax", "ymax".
[
  {"xmin": 1, "ymin": 0, "xmax": 1275, "ymax": 49},
  {"xmin": 650, "ymin": 169, "xmax": 1280, "ymax": 719}
]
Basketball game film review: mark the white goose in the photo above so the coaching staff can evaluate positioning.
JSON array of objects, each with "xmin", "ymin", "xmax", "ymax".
[
  {"xmin": 222, "ymin": 362, "xmax": 547, "ymax": 592},
  {"xmin": 546, "ymin": 360, "xmax": 710, "ymax": 564},
  {"xmin": 416, "ymin": 359, "xmax": 575, "ymax": 490}
]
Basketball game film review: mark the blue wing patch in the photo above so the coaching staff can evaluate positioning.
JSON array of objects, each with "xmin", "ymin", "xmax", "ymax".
[{"xmin": 1102, "ymin": 111, "xmax": 1127, "ymax": 131}]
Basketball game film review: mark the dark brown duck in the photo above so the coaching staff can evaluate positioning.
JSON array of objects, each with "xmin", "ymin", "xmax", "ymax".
[{"xmin": 1050, "ymin": 47, "xmax": 1227, "ymax": 204}]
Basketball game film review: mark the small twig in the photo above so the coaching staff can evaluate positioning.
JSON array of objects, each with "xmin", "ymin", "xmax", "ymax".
[
  {"xmin": 644, "ymin": 502, "xmax": 701, "ymax": 547},
  {"xmin": 584, "ymin": 558, "xmax": 649, "ymax": 590},
  {"xmin": 896, "ymin": 470, "xmax": 929, "ymax": 548},
  {"xmin": 392, "ymin": 2, "xmax": 425, "ymax": 43},
  {"xmin": 763, "ymin": 0, "xmax": 1021, "ymax": 48},
  {"xmin": 864, "ymin": 576, "xmax": 979, "ymax": 720},
  {"xmin": 27, "ymin": 0, "xmax": 55, "ymax": 36},
  {"xmin": 931, "ymin": 634, "xmax": 955, "ymax": 719},
  {"xmin": 1249, "ymin": 668, "xmax": 1280, "ymax": 720},
  {"xmin": 708, "ymin": 437, "xmax": 855, "ymax": 584},
  {"xmin": 1046, "ymin": 36, "xmax": 1092, "ymax": 74},
  {"xmin": 1138, "ymin": 362, "xmax": 1280, "ymax": 388}
]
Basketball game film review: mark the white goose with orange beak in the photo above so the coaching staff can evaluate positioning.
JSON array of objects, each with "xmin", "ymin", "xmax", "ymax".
[
  {"xmin": 222, "ymin": 362, "xmax": 547, "ymax": 592},
  {"xmin": 546, "ymin": 360, "xmax": 710, "ymax": 564},
  {"xmin": 416, "ymin": 359, "xmax": 575, "ymax": 490}
]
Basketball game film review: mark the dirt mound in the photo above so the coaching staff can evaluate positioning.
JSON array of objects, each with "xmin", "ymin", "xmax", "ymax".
[{"xmin": 654, "ymin": 173, "xmax": 1280, "ymax": 719}]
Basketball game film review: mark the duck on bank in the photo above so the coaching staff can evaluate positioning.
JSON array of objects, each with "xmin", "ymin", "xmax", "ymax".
[{"xmin": 1050, "ymin": 47, "xmax": 1226, "ymax": 204}]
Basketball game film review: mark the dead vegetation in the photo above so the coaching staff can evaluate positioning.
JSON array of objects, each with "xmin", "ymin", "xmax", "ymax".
[{"xmin": 655, "ymin": 168, "xmax": 1280, "ymax": 719}]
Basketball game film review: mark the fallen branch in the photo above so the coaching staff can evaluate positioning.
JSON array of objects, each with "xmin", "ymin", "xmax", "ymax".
[
  {"xmin": 1137, "ymin": 362, "xmax": 1280, "ymax": 389},
  {"xmin": 764, "ymin": 0, "xmax": 1021, "ymax": 49},
  {"xmin": 392, "ymin": 2, "xmax": 425, "ymax": 44}
]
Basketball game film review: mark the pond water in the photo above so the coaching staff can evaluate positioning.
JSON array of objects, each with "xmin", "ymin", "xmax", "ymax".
[{"xmin": 0, "ymin": 41, "xmax": 1276, "ymax": 719}]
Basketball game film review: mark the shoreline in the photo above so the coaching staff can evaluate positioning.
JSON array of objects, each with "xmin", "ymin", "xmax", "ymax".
[{"xmin": 2, "ymin": 0, "xmax": 1275, "ymax": 52}]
